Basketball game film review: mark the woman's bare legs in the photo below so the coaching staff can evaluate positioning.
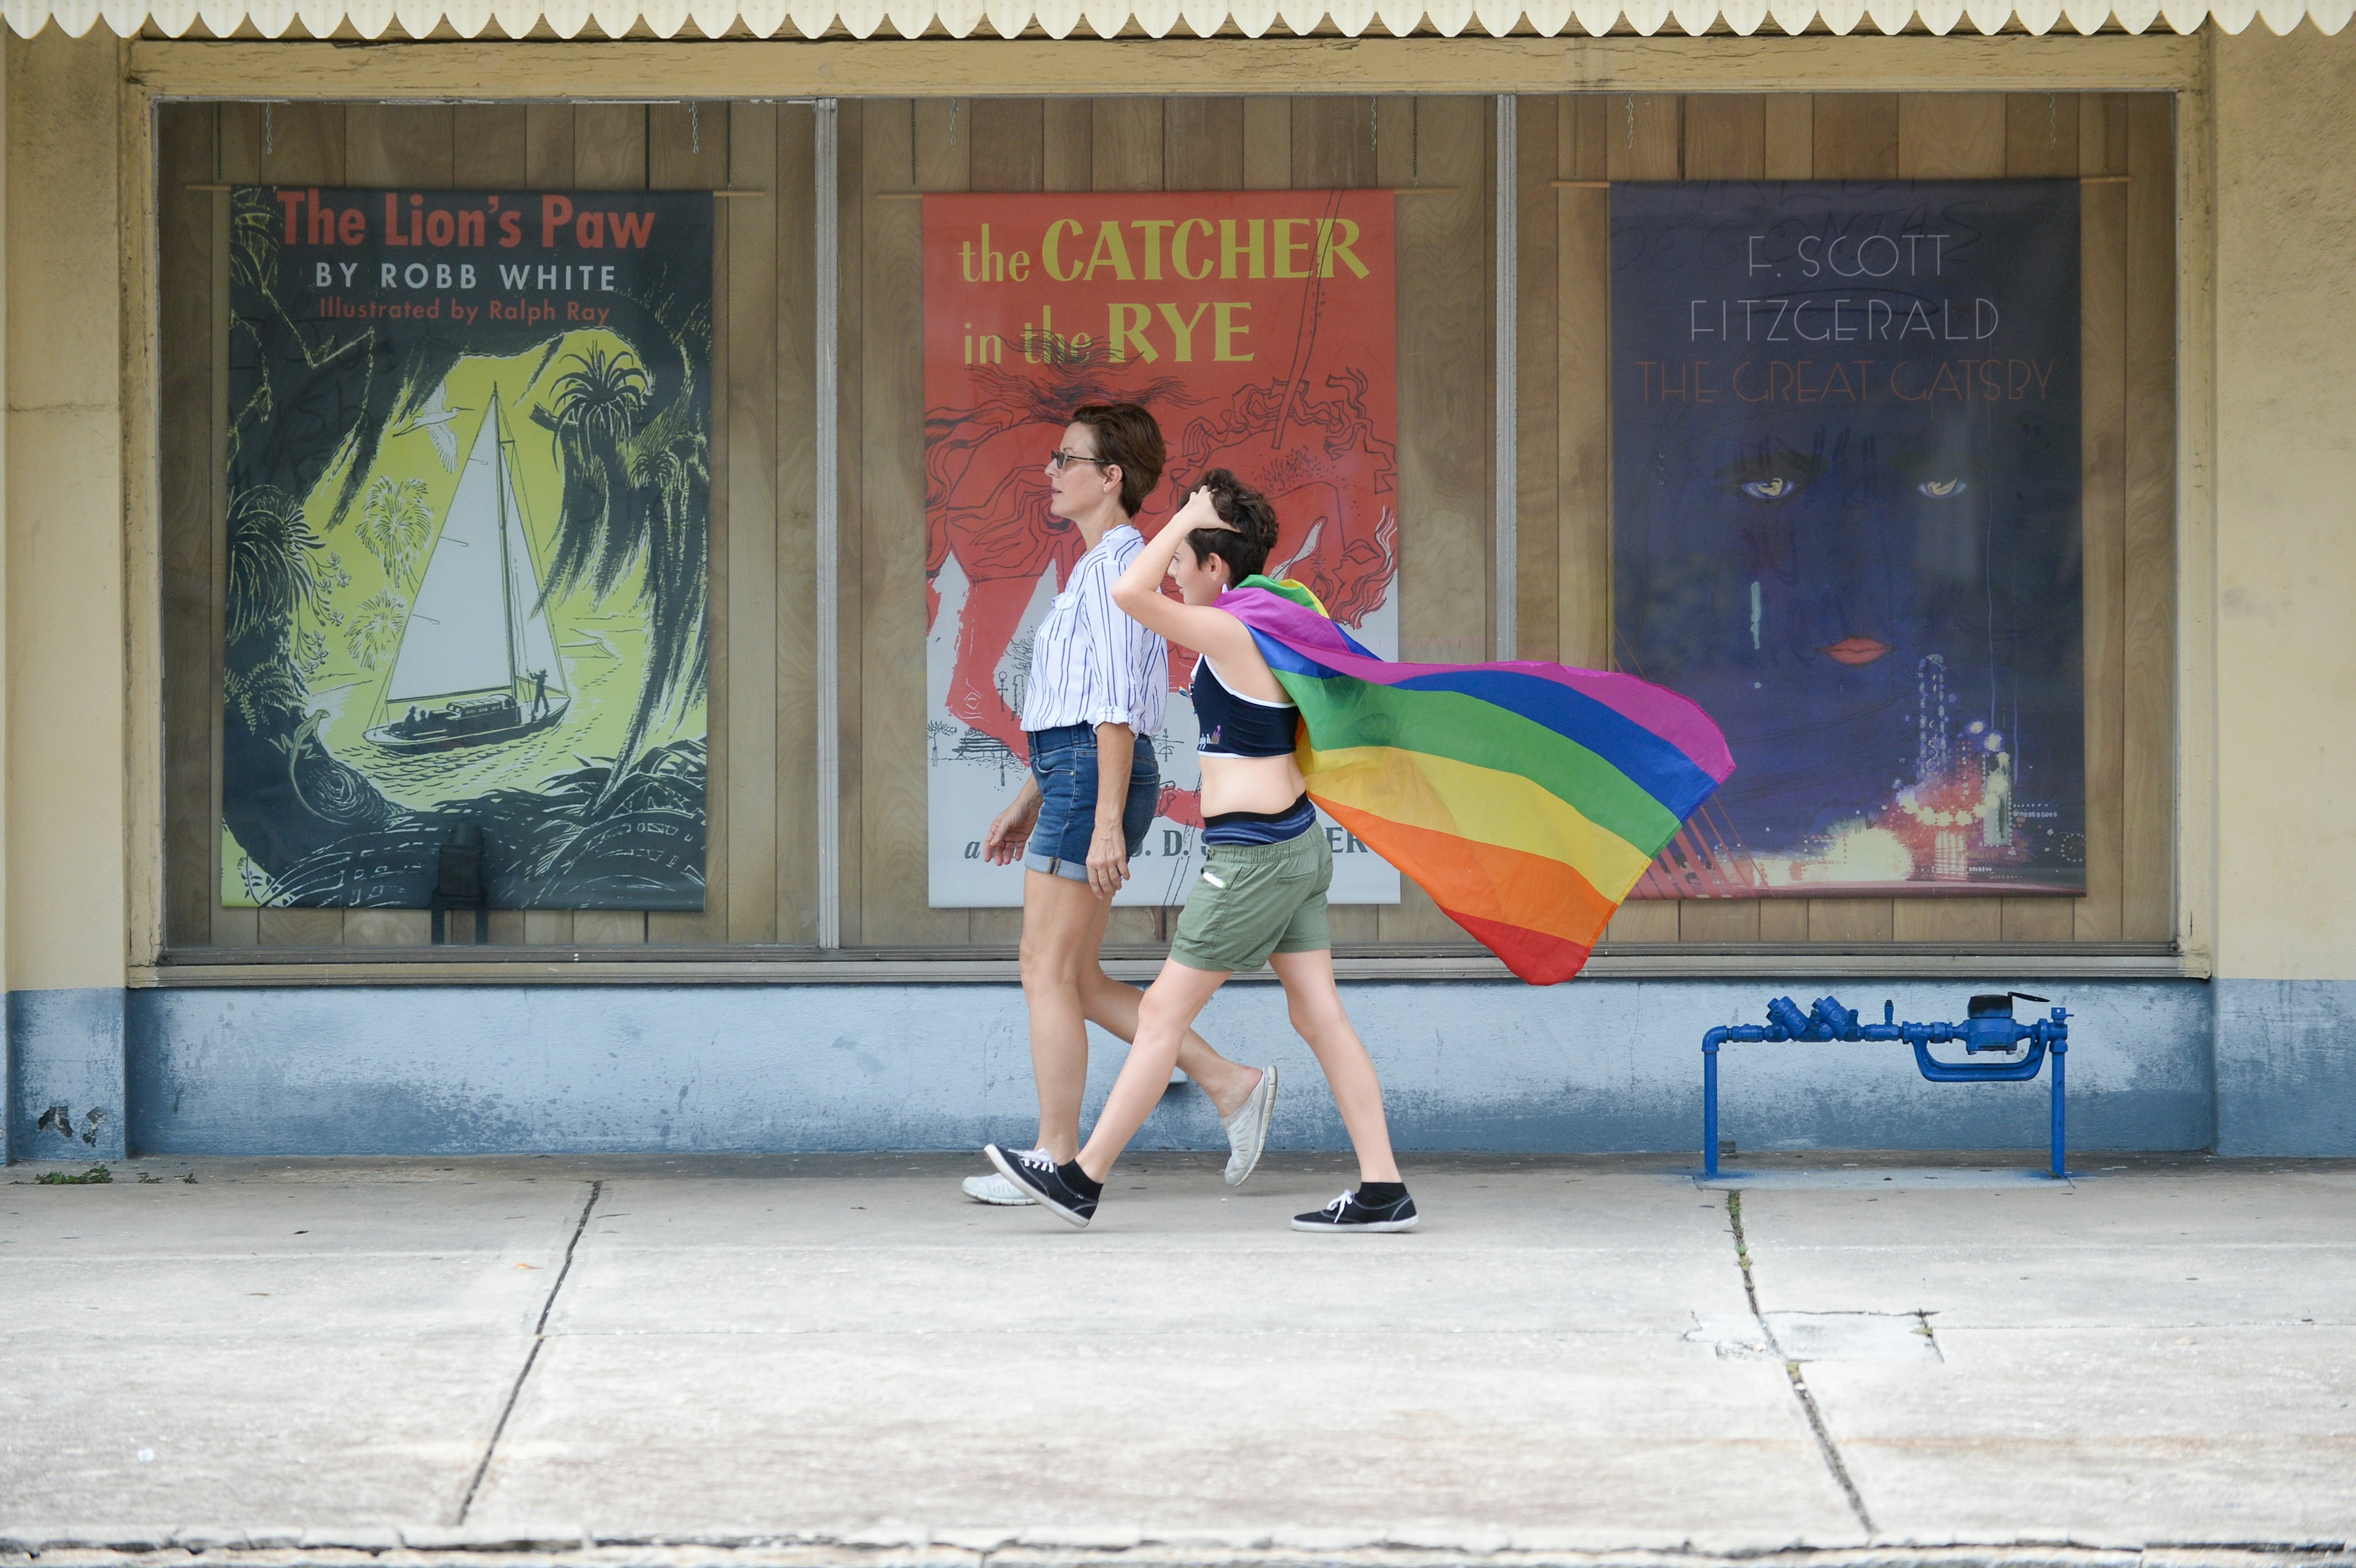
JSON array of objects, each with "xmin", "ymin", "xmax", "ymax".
[
  {"xmin": 1020, "ymin": 872, "xmax": 1259, "ymax": 1161},
  {"xmin": 1267, "ymin": 948, "xmax": 1401, "ymax": 1183},
  {"xmin": 1076, "ymin": 961, "xmax": 1233, "ymax": 1181},
  {"xmin": 1017, "ymin": 870, "xmax": 1104, "ymax": 1161}
]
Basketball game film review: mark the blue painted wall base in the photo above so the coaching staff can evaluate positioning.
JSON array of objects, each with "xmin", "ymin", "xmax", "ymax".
[
  {"xmin": 2214, "ymin": 979, "xmax": 2356, "ymax": 1155},
  {"xmin": 18, "ymin": 973, "xmax": 2355, "ymax": 1159},
  {"xmin": 7, "ymin": 987, "xmax": 128, "ymax": 1162},
  {"xmin": 18, "ymin": 977, "xmax": 2220, "ymax": 1159}
]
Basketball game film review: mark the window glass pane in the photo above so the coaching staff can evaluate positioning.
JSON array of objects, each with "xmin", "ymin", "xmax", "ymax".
[{"xmin": 843, "ymin": 94, "xmax": 1498, "ymax": 954}]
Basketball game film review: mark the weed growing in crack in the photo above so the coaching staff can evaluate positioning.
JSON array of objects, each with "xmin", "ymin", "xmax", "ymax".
[{"xmin": 34, "ymin": 1164, "xmax": 113, "ymax": 1185}]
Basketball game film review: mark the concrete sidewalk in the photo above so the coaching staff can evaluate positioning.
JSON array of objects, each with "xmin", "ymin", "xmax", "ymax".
[{"xmin": 2, "ymin": 1152, "xmax": 2351, "ymax": 1566}]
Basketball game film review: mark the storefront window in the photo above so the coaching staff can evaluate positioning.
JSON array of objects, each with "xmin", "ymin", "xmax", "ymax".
[
  {"xmin": 1517, "ymin": 92, "xmax": 2178, "ymax": 953},
  {"xmin": 160, "ymin": 100, "xmax": 823, "ymax": 953},
  {"xmin": 841, "ymin": 95, "xmax": 1497, "ymax": 953},
  {"xmin": 152, "ymin": 90, "xmax": 2174, "ymax": 969}
]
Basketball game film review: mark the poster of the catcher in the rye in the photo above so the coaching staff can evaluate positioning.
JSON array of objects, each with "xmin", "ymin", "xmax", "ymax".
[
  {"xmin": 223, "ymin": 186, "xmax": 712, "ymax": 911},
  {"xmin": 924, "ymin": 191, "xmax": 1404, "ymax": 908}
]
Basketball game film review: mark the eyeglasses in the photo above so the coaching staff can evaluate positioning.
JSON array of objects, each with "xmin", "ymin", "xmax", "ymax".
[{"xmin": 1048, "ymin": 449, "xmax": 1113, "ymax": 472}]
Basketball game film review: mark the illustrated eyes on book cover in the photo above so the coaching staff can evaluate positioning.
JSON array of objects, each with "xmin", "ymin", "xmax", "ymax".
[{"xmin": 1609, "ymin": 180, "xmax": 2087, "ymax": 900}]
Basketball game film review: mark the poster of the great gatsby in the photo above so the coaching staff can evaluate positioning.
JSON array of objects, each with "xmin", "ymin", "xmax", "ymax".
[
  {"xmin": 1612, "ymin": 180, "xmax": 2085, "ymax": 897},
  {"xmin": 224, "ymin": 186, "xmax": 712, "ymax": 910},
  {"xmin": 923, "ymin": 191, "xmax": 1404, "ymax": 908}
]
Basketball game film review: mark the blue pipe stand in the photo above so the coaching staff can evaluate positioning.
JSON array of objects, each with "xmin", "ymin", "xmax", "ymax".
[{"xmin": 1702, "ymin": 992, "xmax": 2071, "ymax": 1180}]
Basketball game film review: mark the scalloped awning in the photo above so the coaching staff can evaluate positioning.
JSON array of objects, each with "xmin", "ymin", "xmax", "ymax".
[{"xmin": 13, "ymin": 0, "xmax": 2350, "ymax": 39}]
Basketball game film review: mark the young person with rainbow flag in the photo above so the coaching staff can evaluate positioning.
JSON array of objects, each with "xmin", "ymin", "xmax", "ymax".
[{"xmin": 988, "ymin": 469, "xmax": 1736, "ymax": 1232}]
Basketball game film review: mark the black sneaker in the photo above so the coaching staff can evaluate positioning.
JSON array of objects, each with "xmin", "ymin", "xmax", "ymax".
[
  {"xmin": 984, "ymin": 1143, "xmax": 1099, "ymax": 1228},
  {"xmin": 1292, "ymin": 1188, "xmax": 1419, "ymax": 1233}
]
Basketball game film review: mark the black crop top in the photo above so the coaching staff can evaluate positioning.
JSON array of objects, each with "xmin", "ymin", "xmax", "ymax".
[{"xmin": 1192, "ymin": 657, "xmax": 1299, "ymax": 758}]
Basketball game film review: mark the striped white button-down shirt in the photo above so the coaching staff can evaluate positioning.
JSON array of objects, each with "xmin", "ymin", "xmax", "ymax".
[{"xmin": 1020, "ymin": 523, "xmax": 1168, "ymax": 736}]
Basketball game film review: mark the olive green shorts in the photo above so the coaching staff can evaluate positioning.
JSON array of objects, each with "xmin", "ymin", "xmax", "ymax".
[{"xmin": 1169, "ymin": 827, "xmax": 1333, "ymax": 974}]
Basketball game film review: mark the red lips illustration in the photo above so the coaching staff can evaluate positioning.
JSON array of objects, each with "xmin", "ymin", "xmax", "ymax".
[{"xmin": 1820, "ymin": 636, "xmax": 1892, "ymax": 666}]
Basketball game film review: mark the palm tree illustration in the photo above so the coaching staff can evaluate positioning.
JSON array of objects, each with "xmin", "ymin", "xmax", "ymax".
[
  {"xmin": 225, "ymin": 486, "xmax": 333, "ymax": 727},
  {"xmin": 345, "ymin": 589, "xmax": 406, "ymax": 669},
  {"xmin": 540, "ymin": 345, "xmax": 710, "ymax": 806},
  {"xmin": 359, "ymin": 474, "xmax": 433, "ymax": 593}
]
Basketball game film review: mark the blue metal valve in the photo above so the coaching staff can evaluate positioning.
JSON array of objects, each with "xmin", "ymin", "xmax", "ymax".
[{"xmin": 1702, "ymin": 992, "xmax": 2071, "ymax": 1181}]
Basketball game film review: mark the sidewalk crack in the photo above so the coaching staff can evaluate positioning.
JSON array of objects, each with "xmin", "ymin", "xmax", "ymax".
[
  {"xmin": 1725, "ymin": 1190, "xmax": 1876, "ymax": 1538},
  {"xmin": 456, "ymin": 1178, "xmax": 602, "ymax": 1525}
]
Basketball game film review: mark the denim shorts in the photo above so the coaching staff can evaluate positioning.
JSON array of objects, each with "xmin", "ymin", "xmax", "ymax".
[{"xmin": 1025, "ymin": 724, "xmax": 1159, "ymax": 883}]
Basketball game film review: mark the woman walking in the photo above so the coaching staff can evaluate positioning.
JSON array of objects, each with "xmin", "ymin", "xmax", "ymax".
[
  {"xmin": 961, "ymin": 407, "xmax": 1279, "ymax": 1207},
  {"xmin": 987, "ymin": 471, "xmax": 1415, "ymax": 1233}
]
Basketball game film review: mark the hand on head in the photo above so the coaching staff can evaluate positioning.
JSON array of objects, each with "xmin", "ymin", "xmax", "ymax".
[{"xmin": 1176, "ymin": 485, "xmax": 1237, "ymax": 534}]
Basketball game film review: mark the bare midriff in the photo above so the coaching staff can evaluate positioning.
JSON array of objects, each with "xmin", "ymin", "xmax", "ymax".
[{"xmin": 1198, "ymin": 751, "xmax": 1308, "ymax": 818}]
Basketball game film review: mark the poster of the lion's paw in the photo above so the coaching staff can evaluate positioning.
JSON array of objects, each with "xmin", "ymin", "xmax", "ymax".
[
  {"xmin": 222, "ymin": 186, "xmax": 712, "ymax": 912},
  {"xmin": 922, "ymin": 190, "xmax": 1404, "ymax": 909}
]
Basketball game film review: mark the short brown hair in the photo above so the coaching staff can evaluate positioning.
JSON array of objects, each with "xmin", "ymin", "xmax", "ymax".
[
  {"xmin": 1069, "ymin": 402, "xmax": 1165, "ymax": 517},
  {"xmin": 1185, "ymin": 469, "xmax": 1281, "ymax": 584}
]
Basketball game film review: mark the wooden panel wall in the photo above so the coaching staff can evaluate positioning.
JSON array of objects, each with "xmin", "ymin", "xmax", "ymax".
[
  {"xmin": 156, "ymin": 101, "xmax": 820, "ymax": 952},
  {"xmin": 833, "ymin": 96, "xmax": 1493, "ymax": 949},
  {"xmin": 1515, "ymin": 91, "xmax": 2177, "ymax": 950}
]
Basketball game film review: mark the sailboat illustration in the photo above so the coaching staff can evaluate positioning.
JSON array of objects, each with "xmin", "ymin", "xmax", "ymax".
[{"xmin": 365, "ymin": 390, "xmax": 571, "ymax": 753}]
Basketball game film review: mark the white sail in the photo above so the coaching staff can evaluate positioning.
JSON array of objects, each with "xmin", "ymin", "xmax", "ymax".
[
  {"xmin": 383, "ymin": 399, "xmax": 520, "ymax": 704},
  {"xmin": 498, "ymin": 434, "xmax": 568, "ymax": 698}
]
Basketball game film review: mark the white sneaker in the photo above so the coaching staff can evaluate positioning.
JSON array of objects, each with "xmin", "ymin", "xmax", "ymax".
[
  {"xmin": 963, "ymin": 1155, "xmax": 1041, "ymax": 1205},
  {"xmin": 1221, "ymin": 1064, "xmax": 1279, "ymax": 1187}
]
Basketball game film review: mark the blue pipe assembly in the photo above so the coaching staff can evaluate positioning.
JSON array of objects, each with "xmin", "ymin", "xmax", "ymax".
[{"xmin": 1702, "ymin": 993, "xmax": 2073, "ymax": 1180}]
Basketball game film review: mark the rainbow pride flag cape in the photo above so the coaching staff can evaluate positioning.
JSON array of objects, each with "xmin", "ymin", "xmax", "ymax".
[{"xmin": 1221, "ymin": 577, "xmax": 1734, "ymax": 985}]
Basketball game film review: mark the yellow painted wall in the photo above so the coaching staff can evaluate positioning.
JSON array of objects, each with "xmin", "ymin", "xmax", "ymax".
[
  {"xmin": 6, "ymin": 31, "xmax": 123, "ymax": 993},
  {"xmin": 2212, "ymin": 28, "xmax": 2356, "ymax": 981}
]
